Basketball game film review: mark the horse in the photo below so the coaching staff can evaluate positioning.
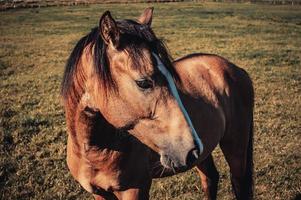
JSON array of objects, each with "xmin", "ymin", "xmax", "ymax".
[{"xmin": 61, "ymin": 8, "xmax": 254, "ymax": 200}]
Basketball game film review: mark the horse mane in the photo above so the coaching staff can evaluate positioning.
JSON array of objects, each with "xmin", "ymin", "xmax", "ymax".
[{"xmin": 61, "ymin": 19, "xmax": 178, "ymax": 105}]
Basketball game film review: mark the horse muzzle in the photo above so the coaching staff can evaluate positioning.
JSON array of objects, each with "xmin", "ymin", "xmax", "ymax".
[{"xmin": 160, "ymin": 146, "xmax": 200, "ymax": 170}]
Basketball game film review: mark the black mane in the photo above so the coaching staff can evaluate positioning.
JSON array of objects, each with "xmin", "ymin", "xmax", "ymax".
[{"xmin": 61, "ymin": 19, "xmax": 178, "ymax": 102}]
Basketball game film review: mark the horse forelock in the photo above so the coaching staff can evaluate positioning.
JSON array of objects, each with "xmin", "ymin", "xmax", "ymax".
[{"xmin": 115, "ymin": 19, "xmax": 179, "ymax": 83}]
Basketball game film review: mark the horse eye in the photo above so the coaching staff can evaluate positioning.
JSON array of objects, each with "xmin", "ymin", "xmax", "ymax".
[{"xmin": 135, "ymin": 79, "xmax": 153, "ymax": 90}]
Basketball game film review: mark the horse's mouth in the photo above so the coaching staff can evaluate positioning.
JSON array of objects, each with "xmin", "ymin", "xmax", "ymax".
[
  {"xmin": 151, "ymin": 160, "xmax": 191, "ymax": 178},
  {"xmin": 159, "ymin": 154, "xmax": 192, "ymax": 173}
]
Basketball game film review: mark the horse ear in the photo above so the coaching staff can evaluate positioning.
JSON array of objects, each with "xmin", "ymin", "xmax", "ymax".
[
  {"xmin": 137, "ymin": 7, "xmax": 154, "ymax": 26},
  {"xmin": 99, "ymin": 11, "xmax": 120, "ymax": 48}
]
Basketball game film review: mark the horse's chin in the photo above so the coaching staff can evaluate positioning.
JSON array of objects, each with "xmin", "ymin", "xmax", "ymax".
[
  {"xmin": 163, "ymin": 164, "xmax": 190, "ymax": 173},
  {"xmin": 159, "ymin": 154, "xmax": 191, "ymax": 172},
  {"xmin": 151, "ymin": 162, "xmax": 191, "ymax": 178}
]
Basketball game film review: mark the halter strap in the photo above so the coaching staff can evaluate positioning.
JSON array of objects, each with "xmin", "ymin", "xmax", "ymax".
[{"xmin": 152, "ymin": 53, "xmax": 203, "ymax": 153}]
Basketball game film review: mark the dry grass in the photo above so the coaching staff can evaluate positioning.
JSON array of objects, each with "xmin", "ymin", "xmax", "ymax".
[{"xmin": 0, "ymin": 2, "xmax": 300, "ymax": 200}]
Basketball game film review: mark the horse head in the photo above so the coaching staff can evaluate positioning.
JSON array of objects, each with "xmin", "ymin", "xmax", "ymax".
[{"xmin": 63, "ymin": 8, "xmax": 203, "ymax": 171}]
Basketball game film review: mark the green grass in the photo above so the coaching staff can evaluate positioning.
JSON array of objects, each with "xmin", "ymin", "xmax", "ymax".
[{"xmin": 0, "ymin": 2, "xmax": 300, "ymax": 200}]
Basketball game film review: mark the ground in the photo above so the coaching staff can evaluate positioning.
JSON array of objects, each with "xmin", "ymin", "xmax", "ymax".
[{"xmin": 0, "ymin": 2, "xmax": 300, "ymax": 200}]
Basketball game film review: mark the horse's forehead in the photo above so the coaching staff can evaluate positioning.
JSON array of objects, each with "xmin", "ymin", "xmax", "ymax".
[{"xmin": 114, "ymin": 48, "xmax": 155, "ymax": 75}]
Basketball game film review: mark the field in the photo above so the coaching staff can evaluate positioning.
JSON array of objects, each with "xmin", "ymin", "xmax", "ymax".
[{"xmin": 0, "ymin": 2, "xmax": 300, "ymax": 200}]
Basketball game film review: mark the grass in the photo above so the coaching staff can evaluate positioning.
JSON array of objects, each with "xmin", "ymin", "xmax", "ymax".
[{"xmin": 0, "ymin": 2, "xmax": 300, "ymax": 200}]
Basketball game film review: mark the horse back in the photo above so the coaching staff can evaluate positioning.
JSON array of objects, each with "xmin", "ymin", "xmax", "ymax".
[
  {"xmin": 173, "ymin": 53, "xmax": 254, "ymax": 158},
  {"xmin": 174, "ymin": 53, "xmax": 253, "ymax": 114}
]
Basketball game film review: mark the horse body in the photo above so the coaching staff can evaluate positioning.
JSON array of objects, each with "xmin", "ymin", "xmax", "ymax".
[
  {"xmin": 175, "ymin": 53, "xmax": 254, "ymax": 160},
  {"xmin": 62, "ymin": 8, "xmax": 254, "ymax": 200},
  {"xmin": 173, "ymin": 53, "xmax": 254, "ymax": 200},
  {"xmin": 151, "ymin": 53, "xmax": 254, "ymax": 177}
]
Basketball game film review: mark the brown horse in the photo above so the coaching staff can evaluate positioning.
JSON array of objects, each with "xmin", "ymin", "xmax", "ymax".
[{"xmin": 61, "ymin": 8, "xmax": 254, "ymax": 200}]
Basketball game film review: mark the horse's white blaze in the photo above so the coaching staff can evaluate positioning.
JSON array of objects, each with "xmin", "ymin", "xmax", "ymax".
[{"xmin": 152, "ymin": 53, "xmax": 204, "ymax": 154}]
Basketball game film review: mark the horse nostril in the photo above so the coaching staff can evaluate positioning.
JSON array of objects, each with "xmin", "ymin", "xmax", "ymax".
[{"xmin": 186, "ymin": 148, "xmax": 200, "ymax": 166}]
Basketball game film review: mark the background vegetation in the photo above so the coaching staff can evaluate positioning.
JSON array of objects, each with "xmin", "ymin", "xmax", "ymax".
[
  {"xmin": 1, "ymin": 0, "xmax": 301, "ymax": 11},
  {"xmin": 0, "ymin": 2, "xmax": 300, "ymax": 199}
]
